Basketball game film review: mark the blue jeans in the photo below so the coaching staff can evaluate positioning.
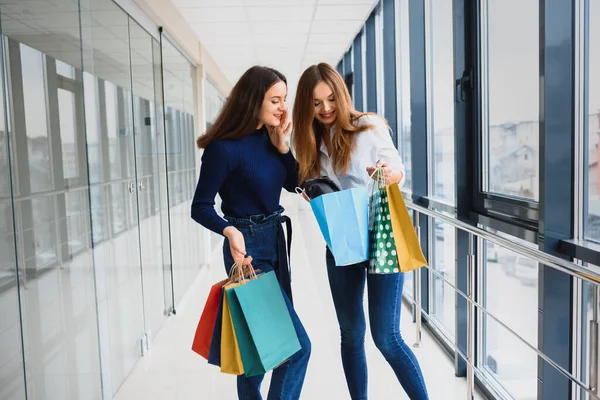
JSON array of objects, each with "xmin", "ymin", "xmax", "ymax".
[
  {"xmin": 223, "ymin": 209, "xmax": 311, "ymax": 400},
  {"xmin": 326, "ymin": 249, "xmax": 429, "ymax": 400}
]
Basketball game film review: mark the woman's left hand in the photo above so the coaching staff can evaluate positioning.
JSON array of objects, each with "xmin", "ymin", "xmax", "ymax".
[
  {"xmin": 267, "ymin": 109, "xmax": 292, "ymax": 154},
  {"xmin": 366, "ymin": 159, "xmax": 404, "ymax": 185}
]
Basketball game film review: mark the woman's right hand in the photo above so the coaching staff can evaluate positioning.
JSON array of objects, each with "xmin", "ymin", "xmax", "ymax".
[{"xmin": 223, "ymin": 226, "xmax": 253, "ymax": 267}]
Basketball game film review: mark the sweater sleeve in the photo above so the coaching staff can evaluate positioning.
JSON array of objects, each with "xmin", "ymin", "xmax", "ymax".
[
  {"xmin": 280, "ymin": 150, "xmax": 299, "ymax": 193},
  {"xmin": 191, "ymin": 141, "xmax": 234, "ymax": 235}
]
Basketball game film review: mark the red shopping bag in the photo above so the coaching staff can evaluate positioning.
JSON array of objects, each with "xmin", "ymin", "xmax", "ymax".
[{"xmin": 192, "ymin": 278, "xmax": 229, "ymax": 359}]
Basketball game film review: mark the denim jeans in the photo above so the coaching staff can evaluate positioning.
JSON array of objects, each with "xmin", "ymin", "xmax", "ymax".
[
  {"xmin": 326, "ymin": 249, "xmax": 429, "ymax": 400},
  {"xmin": 223, "ymin": 208, "xmax": 311, "ymax": 400}
]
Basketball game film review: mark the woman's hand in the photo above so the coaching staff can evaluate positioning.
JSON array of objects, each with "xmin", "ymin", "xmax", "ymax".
[
  {"xmin": 267, "ymin": 109, "xmax": 292, "ymax": 154},
  {"xmin": 223, "ymin": 226, "xmax": 253, "ymax": 267},
  {"xmin": 366, "ymin": 159, "xmax": 404, "ymax": 185}
]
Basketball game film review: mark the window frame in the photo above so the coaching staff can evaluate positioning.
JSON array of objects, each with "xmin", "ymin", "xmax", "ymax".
[{"xmin": 470, "ymin": 0, "xmax": 540, "ymax": 242}]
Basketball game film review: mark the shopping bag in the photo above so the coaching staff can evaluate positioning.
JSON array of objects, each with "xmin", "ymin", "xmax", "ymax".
[
  {"xmin": 220, "ymin": 284, "xmax": 245, "ymax": 375},
  {"xmin": 310, "ymin": 187, "xmax": 370, "ymax": 266},
  {"xmin": 207, "ymin": 287, "xmax": 224, "ymax": 366},
  {"xmin": 368, "ymin": 186, "xmax": 400, "ymax": 274},
  {"xmin": 230, "ymin": 270, "xmax": 301, "ymax": 376},
  {"xmin": 386, "ymin": 183, "xmax": 428, "ymax": 272},
  {"xmin": 191, "ymin": 278, "xmax": 228, "ymax": 359}
]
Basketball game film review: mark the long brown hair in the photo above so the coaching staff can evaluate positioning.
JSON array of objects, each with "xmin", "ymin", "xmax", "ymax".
[
  {"xmin": 196, "ymin": 66, "xmax": 286, "ymax": 148},
  {"xmin": 292, "ymin": 63, "xmax": 373, "ymax": 184}
]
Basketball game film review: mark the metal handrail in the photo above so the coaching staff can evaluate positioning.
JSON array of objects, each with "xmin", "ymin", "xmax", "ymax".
[
  {"xmin": 405, "ymin": 203, "xmax": 600, "ymax": 399},
  {"xmin": 406, "ymin": 200, "xmax": 600, "ymax": 284}
]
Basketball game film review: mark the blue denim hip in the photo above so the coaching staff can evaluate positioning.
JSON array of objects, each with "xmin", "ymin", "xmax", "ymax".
[{"xmin": 223, "ymin": 206, "xmax": 294, "ymax": 303}]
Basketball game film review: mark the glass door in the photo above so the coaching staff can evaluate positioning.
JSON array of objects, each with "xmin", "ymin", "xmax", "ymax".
[
  {"xmin": 80, "ymin": 1, "xmax": 145, "ymax": 394},
  {"xmin": 128, "ymin": 17, "xmax": 171, "ymax": 343}
]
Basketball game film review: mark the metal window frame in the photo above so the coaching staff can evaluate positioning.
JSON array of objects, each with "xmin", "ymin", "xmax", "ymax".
[
  {"xmin": 365, "ymin": 11, "xmax": 378, "ymax": 113},
  {"xmin": 382, "ymin": 0, "xmax": 398, "ymax": 144},
  {"xmin": 470, "ymin": 0, "xmax": 541, "ymax": 241},
  {"xmin": 353, "ymin": 32, "xmax": 364, "ymax": 111}
]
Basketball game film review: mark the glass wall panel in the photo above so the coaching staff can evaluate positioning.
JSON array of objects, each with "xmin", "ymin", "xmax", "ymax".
[
  {"xmin": 129, "ymin": 17, "xmax": 169, "ymax": 340},
  {"xmin": 483, "ymin": 0, "xmax": 539, "ymax": 201},
  {"xmin": 161, "ymin": 36, "xmax": 200, "ymax": 306},
  {"xmin": 480, "ymin": 239, "xmax": 538, "ymax": 399},
  {"xmin": 427, "ymin": 0, "xmax": 455, "ymax": 202},
  {"xmin": 205, "ymin": 79, "xmax": 225, "ymax": 130},
  {"xmin": 1, "ymin": 0, "xmax": 101, "ymax": 397},
  {"xmin": 395, "ymin": 0, "xmax": 412, "ymax": 190},
  {"xmin": 430, "ymin": 219, "xmax": 456, "ymax": 338},
  {"xmin": 586, "ymin": 0, "xmax": 600, "ymax": 241},
  {"xmin": 20, "ymin": 44, "xmax": 52, "ymax": 194},
  {"xmin": 204, "ymin": 78, "xmax": 226, "ymax": 253},
  {"xmin": 0, "ymin": 31, "xmax": 26, "ymax": 399},
  {"xmin": 580, "ymin": 3, "xmax": 600, "ymax": 397},
  {"xmin": 79, "ymin": 0, "xmax": 144, "ymax": 396}
]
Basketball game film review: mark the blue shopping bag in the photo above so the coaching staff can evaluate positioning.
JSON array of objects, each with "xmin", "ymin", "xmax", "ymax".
[
  {"xmin": 310, "ymin": 187, "xmax": 370, "ymax": 266},
  {"xmin": 229, "ymin": 271, "xmax": 301, "ymax": 375}
]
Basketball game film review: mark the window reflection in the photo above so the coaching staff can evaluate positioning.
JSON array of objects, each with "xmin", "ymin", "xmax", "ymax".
[
  {"xmin": 395, "ymin": 0, "xmax": 412, "ymax": 190},
  {"xmin": 31, "ymin": 196, "xmax": 58, "ymax": 271},
  {"xmin": 484, "ymin": 0, "xmax": 539, "ymax": 200},
  {"xmin": 21, "ymin": 43, "xmax": 52, "ymax": 193},
  {"xmin": 586, "ymin": 0, "xmax": 600, "ymax": 241},
  {"xmin": 428, "ymin": 0, "xmax": 455, "ymax": 202},
  {"xmin": 57, "ymin": 88, "xmax": 78, "ymax": 180},
  {"xmin": 430, "ymin": 219, "xmax": 456, "ymax": 338},
  {"xmin": 482, "ymin": 239, "xmax": 538, "ymax": 399},
  {"xmin": 105, "ymin": 81, "xmax": 122, "ymax": 180}
]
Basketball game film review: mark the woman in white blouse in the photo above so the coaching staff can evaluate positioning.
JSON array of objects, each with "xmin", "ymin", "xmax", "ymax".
[{"xmin": 292, "ymin": 63, "xmax": 429, "ymax": 400}]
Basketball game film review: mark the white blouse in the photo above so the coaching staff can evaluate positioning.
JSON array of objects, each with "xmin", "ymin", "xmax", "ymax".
[{"xmin": 318, "ymin": 114, "xmax": 406, "ymax": 190}]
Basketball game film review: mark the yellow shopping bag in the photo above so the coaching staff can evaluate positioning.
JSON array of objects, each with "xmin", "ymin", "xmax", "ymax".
[
  {"xmin": 387, "ymin": 183, "xmax": 428, "ymax": 272},
  {"xmin": 220, "ymin": 281, "xmax": 245, "ymax": 375}
]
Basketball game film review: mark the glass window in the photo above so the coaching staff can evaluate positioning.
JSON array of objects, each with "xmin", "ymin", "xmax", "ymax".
[
  {"xmin": 205, "ymin": 79, "xmax": 225, "ymax": 130},
  {"xmin": 430, "ymin": 219, "xmax": 456, "ymax": 339},
  {"xmin": 427, "ymin": 0, "xmax": 455, "ymax": 202},
  {"xmin": 57, "ymin": 88, "xmax": 78, "ymax": 179},
  {"xmin": 482, "ymin": 0, "xmax": 539, "ymax": 200},
  {"xmin": 21, "ymin": 44, "xmax": 52, "ymax": 193},
  {"xmin": 56, "ymin": 59, "xmax": 75, "ymax": 79},
  {"xmin": 84, "ymin": 74, "xmax": 101, "ymax": 184},
  {"xmin": 586, "ymin": 0, "xmax": 600, "ymax": 241},
  {"xmin": 403, "ymin": 211, "xmax": 416, "ymax": 300},
  {"xmin": 31, "ymin": 196, "xmax": 58, "ymax": 270},
  {"xmin": 481, "ymin": 239, "xmax": 538, "ymax": 399},
  {"xmin": 65, "ymin": 189, "xmax": 88, "ymax": 255},
  {"xmin": 395, "ymin": 0, "xmax": 412, "ymax": 190},
  {"xmin": 105, "ymin": 81, "xmax": 122, "ymax": 180},
  {"xmin": 0, "ymin": 65, "xmax": 25, "ymax": 398}
]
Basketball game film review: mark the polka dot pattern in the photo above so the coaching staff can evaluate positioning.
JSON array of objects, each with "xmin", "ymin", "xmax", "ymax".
[{"xmin": 368, "ymin": 188, "xmax": 399, "ymax": 274}]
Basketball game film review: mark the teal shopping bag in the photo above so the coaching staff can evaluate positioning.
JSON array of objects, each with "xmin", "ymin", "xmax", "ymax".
[
  {"xmin": 230, "ymin": 271, "xmax": 301, "ymax": 376},
  {"xmin": 310, "ymin": 187, "xmax": 370, "ymax": 266},
  {"xmin": 226, "ymin": 286, "xmax": 264, "ymax": 377}
]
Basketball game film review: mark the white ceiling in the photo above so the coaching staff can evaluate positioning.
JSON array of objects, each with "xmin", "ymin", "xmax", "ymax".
[{"xmin": 172, "ymin": 0, "xmax": 378, "ymax": 101}]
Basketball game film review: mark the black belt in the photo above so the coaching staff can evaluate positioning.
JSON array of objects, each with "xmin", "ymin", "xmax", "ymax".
[{"xmin": 276, "ymin": 215, "xmax": 293, "ymax": 305}]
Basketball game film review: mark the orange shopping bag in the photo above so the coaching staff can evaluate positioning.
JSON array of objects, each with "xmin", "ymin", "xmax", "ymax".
[
  {"xmin": 387, "ymin": 183, "xmax": 428, "ymax": 272},
  {"xmin": 191, "ymin": 278, "xmax": 229, "ymax": 359}
]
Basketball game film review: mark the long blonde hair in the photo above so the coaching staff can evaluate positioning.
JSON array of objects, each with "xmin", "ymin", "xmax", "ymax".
[{"xmin": 292, "ymin": 63, "xmax": 374, "ymax": 184}]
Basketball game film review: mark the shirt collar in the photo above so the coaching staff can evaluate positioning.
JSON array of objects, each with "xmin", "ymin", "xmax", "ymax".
[{"xmin": 319, "ymin": 124, "xmax": 335, "ymax": 155}]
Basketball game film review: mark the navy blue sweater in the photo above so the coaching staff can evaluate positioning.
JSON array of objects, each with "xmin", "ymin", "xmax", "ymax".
[{"xmin": 191, "ymin": 128, "xmax": 298, "ymax": 234}]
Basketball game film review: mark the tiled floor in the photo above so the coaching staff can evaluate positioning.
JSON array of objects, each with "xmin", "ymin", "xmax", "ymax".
[{"xmin": 115, "ymin": 193, "xmax": 483, "ymax": 400}]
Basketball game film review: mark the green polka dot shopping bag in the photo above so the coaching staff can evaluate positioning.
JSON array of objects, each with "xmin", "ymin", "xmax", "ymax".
[{"xmin": 368, "ymin": 169, "xmax": 428, "ymax": 274}]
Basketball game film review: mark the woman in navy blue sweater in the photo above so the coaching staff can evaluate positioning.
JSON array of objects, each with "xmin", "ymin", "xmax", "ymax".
[{"xmin": 191, "ymin": 66, "xmax": 311, "ymax": 400}]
